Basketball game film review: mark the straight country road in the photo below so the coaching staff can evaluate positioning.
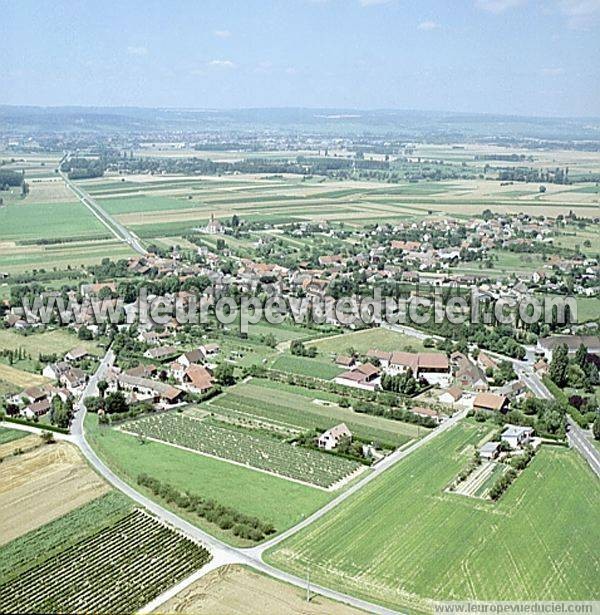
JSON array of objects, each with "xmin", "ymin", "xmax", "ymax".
[
  {"xmin": 566, "ymin": 417, "xmax": 600, "ymax": 478},
  {"xmin": 59, "ymin": 155, "xmax": 147, "ymax": 256}
]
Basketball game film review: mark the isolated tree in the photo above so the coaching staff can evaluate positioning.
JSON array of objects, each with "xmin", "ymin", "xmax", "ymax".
[
  {"xmin": 549, "ymin": 344, "xmax": 569, "ymax": 388},
  {"xmin": 593, "ymin": 417, "xmax": 600, "ymax": 441},
  {"xmin": 97, "ymin": 380, "xmax": 108, "ymax": 398},
  {"xmin": 214, "ymin": 362, "xmax": 235, "ymax": 386}
]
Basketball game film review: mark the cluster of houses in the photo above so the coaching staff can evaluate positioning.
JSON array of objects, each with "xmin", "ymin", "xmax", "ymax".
[
  {"xmin": 3, "ymin": 346, "xmax": 94, "ymax": 419},
  {"xmin": 332, "ymin": 345, "xmax": 519, "ymax": 418},
  {"xmin": 104, "ymin": 344, "xmax": 219, "ymax": 409},
  {"xmin": 3, "ymin": 211, "xmax": 597, "ymax": 338},
  {"xmin": 5, "ymin": 383, "xmax": 71, "ymax": 420}
]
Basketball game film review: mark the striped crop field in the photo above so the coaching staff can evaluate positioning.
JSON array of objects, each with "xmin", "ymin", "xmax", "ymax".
[{"xmin": 0, "ymin": 509, "xmax": 211, "ymax": 614}]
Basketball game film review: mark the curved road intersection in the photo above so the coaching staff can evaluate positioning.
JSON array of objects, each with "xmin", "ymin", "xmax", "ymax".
[{"xmin": 64, "ymin": 349, "xmax": 470, "ymax": 614}]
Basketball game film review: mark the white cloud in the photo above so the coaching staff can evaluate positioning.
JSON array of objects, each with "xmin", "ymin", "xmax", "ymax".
[
  {"xmin": 214, "ymin": 30, "xmax": 231, "ymax": 38},
  {"xmin": 285, "ymin": 67, "xmax": 299, "ymax": 75},
  {"xmin": 475, "ymin": 0, "xmax": 524, "ymax": 13},
  {"xmin": 359, "ymin": 0, "xmax": 393, "ymax": 6},
  {"xmin": 207, "ymin": 59, "xmax": 236, "ymax": 69},
  {"xmin": 557, "ymin": 0, "xmax": 600, "ymax": 28},
  {"xmin": 541, "ymin": 67, "xmax": 564, "ymax": 76},
  {"xmin": 127, "ymin": 46, "xmax": 148, "ymax": 56},
  {"xmin": 418, "ymin": 20, "xmax": 440, "ymax": 30},
  {"xmin": 254, "ymin": 61, "xmax": 273, "ymax": 73}
]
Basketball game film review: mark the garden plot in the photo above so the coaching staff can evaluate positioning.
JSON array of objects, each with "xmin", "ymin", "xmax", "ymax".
[
  {"xmin": 123, "ymin": 413, "xmax": 362, "ymax": 489},
  {"xmin": 451, "ymin": 461, "xmax": 507, "ymax": 499},
  {"xmin": 0, "ymin": 509, "xmax": 211, "ymax": 614},
  {"xmin": 202, "ymin": 378, "xmax": 417, "ymax": 448}
]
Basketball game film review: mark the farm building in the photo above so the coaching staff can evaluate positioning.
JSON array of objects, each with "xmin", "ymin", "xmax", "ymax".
[
  {"xmin": 200, "ymin": 343, "xmax": 220, "ymax": 358},
  {"xmin": 473, "ymin": 392, "xmax": 508, "ymax": 413},
  {"xmin": 59, "ymin": 367, "xmax": 87, "ymax": 392},
  {"xmin": 438, "ymin": 386, "xmax": 463, "ymax": 404},
  {"xmin": 537, "ymin": 335, "xmax": 600, "ymax": 361},
  {"xmin": 177, "ymin": 349, "xmax": 205, "ymax": 367},
  {"xmin": 477, "ymin": 352, "xmax": 498, "ymax": 372},
  {"xmin": 183, "ymin": 365, "xmax": 213, "ymax": 393},
  {"xmin": 107, "ymin": 370, "xmax": 184, "ymax": 406},
  {"xmin": 125, "ymin": 364, "xmax": 158, "ymax": 379},
  {"xmin": 452, "ymin": 352, "xmax": 488, "ymax": 391},
  {"xmin": 65, "ymin": 347, "xmax": 90, "ymax": 362},
  {"xmin": 22, "ymin": 399, "xmax": 51, "ymax": 419},
  {"xmin": 335, "ymin": 355, "xmax": 356, "ymax": 368},
  {"xmin": 367, "ymin": 349, "xmax": 450, "ymax": 384},
  {"xmin": 318, "ymin": 423, "xmax": 352, "ymax": 450},
  {"xmin": 479, "ymin": 441, "xmax": 501, "ymax": 460},
  {"xmin": 143, "ymin": 346, "xmax": 179, "ymax": 362},
  {"xmin": 335, "ymin": 363, "xmax": 380, "ymax": 391},
  {"xmin": 366, "ymin": 348, "xmax": 392, "ymax": 367}
]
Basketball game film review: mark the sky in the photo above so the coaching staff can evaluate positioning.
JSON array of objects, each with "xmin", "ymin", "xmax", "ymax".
[{"xmin": 1, "ymin": 0, "xmax": 599, "ymax": 117}]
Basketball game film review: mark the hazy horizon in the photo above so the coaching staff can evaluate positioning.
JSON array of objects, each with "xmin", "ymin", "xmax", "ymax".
[
  {"xmin": 2, "ymin": 0, "xmax": 599, "ymax": 118},
  {"xmin": 2, "ymin": 103, "xmax": 600, "ymax": 121}
]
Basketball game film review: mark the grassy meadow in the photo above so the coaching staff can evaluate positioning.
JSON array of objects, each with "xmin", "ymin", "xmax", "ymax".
[
  {"xmin": 84, "ymin": 413, "xmax": 332, "ymax": 546},
  {"xmin": 266, "ymin": 422, "xmax": 600, "ymax": 613}
]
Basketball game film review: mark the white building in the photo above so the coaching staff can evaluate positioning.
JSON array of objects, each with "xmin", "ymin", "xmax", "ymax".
[
  {"xmin": 317, "ymin": 423, "xmax": 352, "ymax": 451},
  {"xmin": 501, "ymin": 425, "xmax": 534, "ymax": 449}
]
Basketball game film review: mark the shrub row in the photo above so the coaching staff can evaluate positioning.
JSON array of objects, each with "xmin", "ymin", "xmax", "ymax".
[
  {"xmin": 0, "ymin": 415, "xmax": 69, "ymax": 435},
  {"xmin": 489, "ymin": 447, "xmax": 536, "ymax": 500},
  {"xmin": 137, "ymin": 474, "xmax": 275, "ymax": 542}
]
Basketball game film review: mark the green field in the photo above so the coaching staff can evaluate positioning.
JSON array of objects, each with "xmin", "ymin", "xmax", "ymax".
[
  {"xmin": 202, "ymin": 378, "xmax": 420, "ymax": 448},
  {"xmin": 266, "ymin": 422, "xmax": 600, "ymax": 613},
  {"xmin": 85, "ymin": 414, "xmax": 332, "ymax": 545},
  {"xmin": 0, "ymin": 239, "xmax": 134, "ymax": 273},
  {"xmin": 0, "ymin": 329, "xmax": 101, "ymax": 361},
  {"xmin": 270, "ymin": 353, "xmax": 344, "ymax": 379},
  {"xmin": 308, "ymin": 327, "xmax": 428, "ymax": 355},
  {"xmin": 0, "ymin": 427, "xmax": 28, "ymax": 446},
  {"xmin": 0, "ymin": 201, "xmax": 106, "ymax": 242}
]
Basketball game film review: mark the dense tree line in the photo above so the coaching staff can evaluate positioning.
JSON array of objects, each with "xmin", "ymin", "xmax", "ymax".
[{"xmin": 0, "ymin": 169, "xmax": 24, "ymax": 189}]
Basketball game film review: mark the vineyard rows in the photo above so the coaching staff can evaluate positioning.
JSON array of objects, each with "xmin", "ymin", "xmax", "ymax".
[
  {"xmin": 0, "ymin": 509, "xmax": 211, "ymax": 614},
  {"xmin": 126, "ymin": 413, "xmax": 360, "ymax": 488}
]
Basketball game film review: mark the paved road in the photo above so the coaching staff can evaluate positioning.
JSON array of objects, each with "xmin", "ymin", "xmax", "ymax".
[
  {"xmin": 249, "ymin": 406, "xmax": 469, "ymax": 557},
  {"xmin": 567, "ymin": 417, "xmax": 600, "ymax": 478},
  {"xmin": 515, "ymin": 367, "xmax": 600, "ymax": 479},
  {"xmin": 59, "ymin": 156, "xmax": 147, "ymax": 256},
  {"xmin": 69, "ymin": 349, "xmax": 431, "ymax": 613},
  {"xmin": 380, "ymin": 323, "xmax": 600, "ymax": 482}
]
